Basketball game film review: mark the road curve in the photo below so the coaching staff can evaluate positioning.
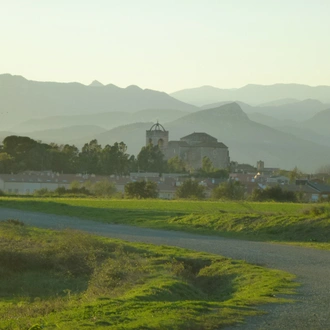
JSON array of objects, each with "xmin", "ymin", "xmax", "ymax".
[{"xmin": 1, "ymin": 208, "xmax": 330, "ymax": 329}]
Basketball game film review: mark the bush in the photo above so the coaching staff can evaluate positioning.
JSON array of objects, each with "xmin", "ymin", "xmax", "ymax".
[
  {"xmin": 33, "ymin": 188, "xmax": 50, "ymax": 196},
  {"xmin": 251, "ymin": 186, "xmax": 297, "ymax": 202},
  {"xmin": 54, "ymin": 186, "xmax": 92, "ymax": 196},
  {"xmin": 125, "ymin": 180, "xmax": 158, "ymax": 199},
  {"xmin": 302, "ymin": 206, "xmax": 330, "ymax": 216},
  {"xmin": 212, "ymin": 181, "xmax": 245, "ymax": 200},
  {"xmin": 91, "ymin": 180, "xmax": 116, "ymax": 197},
  {"xmin": 175, "ymin": 179, "xmax": 205, "ymax": 199}
]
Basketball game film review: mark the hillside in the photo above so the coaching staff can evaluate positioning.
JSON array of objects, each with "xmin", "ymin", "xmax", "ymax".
[
  {"xmin": 248, "ymin": 111, "xmax": 330, "ymax": 148},
  {"xmin": 25, "ymin": 125, "xmax": 107, "ymax": 145},
  {"xmin": 11, "ymin": 109, "xmax": 187, "ymax": 133},
  {"xmin": 165, "ymin": 103, "xmax": 330, "ymax": 172},
  {"xmin": 69, "ymin": 122, "xmax": 153, "ymax": 151},
  {"xmin": 254, "ymin": 99, "xmax": 329, "ymax": 121},
  {"xmin": 66, "ymin": 103, "xmax": 330, "ymax": 172},
  {"xmin": 0, "ymin": 74, "xmax": 197, "ymax": 130},
  {"xmin": 4, "ymin": 103, "xmax": 329, "ymax": 172},
  {"xmin": 171, "ymin": 84, "xmax": 330, "ymax": 106},
  {"xmin": 304, "ymin": 108, "xmax": 330, "ymax": 136}
]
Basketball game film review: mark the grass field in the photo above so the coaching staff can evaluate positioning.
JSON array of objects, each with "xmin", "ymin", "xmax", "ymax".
[
  {"xmin": 0, "ymin": 220, "xmax": 296, "ymax": 330},
  {"xmin": 0, "ymin": 197, "xmax": 330, "ymax": 249}
]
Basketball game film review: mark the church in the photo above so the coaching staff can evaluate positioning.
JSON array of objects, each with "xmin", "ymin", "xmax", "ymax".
[{"xmin": 146, "ymin": 122, "xmax": 230, "ymax": 170}]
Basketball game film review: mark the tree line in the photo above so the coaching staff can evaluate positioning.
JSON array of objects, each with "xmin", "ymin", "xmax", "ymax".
[{"xmin": 0, "ymin": 135, "xmax": 229, "ymax": 177}]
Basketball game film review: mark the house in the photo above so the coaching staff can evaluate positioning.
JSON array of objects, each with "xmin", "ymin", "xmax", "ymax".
[
  {"xmin": 266, "ymin": 175, "xmax": 290, "ymax": 184},
  {"xmin": 230, "ymin": 162, "xmax": 257, "ymax": 174},
  {"xmin": 229, "ymin": 173, "xmax": 256, "ymax": 183},
  {"xmin": 306, "ymin": 181, "xmax": 330, "ymax": 201},
  {"xmin": 0, "ymin": 172, "xmax": 113, "ymax": 195}
]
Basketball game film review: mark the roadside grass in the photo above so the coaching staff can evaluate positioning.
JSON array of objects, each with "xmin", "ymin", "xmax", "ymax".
[
  {"xmin": 0, "ymin": 197, "xmax": 307, "ymax": 214},
  {"xmin": 0, "ymin": 197, "xmax": 329, "ymax": 250},
  {"xmin": 0, "ymin": 221, "xmax": 296, "ymax": 330}
]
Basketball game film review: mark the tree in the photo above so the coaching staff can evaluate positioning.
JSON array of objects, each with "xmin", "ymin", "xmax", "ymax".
[
  {"xmin": 167, "ymin": 156, "xmax": 188, "ymax": 173},
  {"xmin": 212, "ymin": 181, "xmax": 245, "ymax": 200},
  {"xmin": 50, "ymin": 144, "xmax": 80, "ymax": 173},
  {"xmin": 175, "ymin": 179, "xmax": 205, "ymax": 199},
  {"xmin": 0, "ymin": 153, "xmax": 14, "ymax": 173},
  {"xmin": 201, "ymin": 156, "xmax": 214, "ymax": 173},
  {"xmin": 137, "ymin": 144, "xmax": 166, "ymax": 173},
  {"xmin": 289, "ymin": 166, "xmax": 303, "ymax": 183},
  {"xmin": 79, "ymin": 139, "xmax": 102, "ymax": 174},
  {"xmin": 100, "ymin": 142, "xmax": 131, "ymax": 175},
  {"xmin": 2, "ymin": 135, "xmax": 52, "ymax": 172},
  {"xmin": 317, "ymin": 165, "xmax": 330, "ymax": 174},
  {"xmin": 196, "ymin": 156, "xmax": 229, "ymax": 179},
  {"xmin": 125, "ymin": 180, "xmax": 158, "ymax": 199}
]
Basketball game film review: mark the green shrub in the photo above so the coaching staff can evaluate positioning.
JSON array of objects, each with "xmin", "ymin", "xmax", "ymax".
[
  {"xmin": 302, "ymin": 205, "xmax": 329, "ymax": 216},
  {"xmin": 175, "ymin": 179, "xmax": 205, "ymax": 199},
  {"xmin": 125, "ymin": 180, "xmax": 158, "ymax": 199},
  {"xmin": 91, "ymin": 180, "xmax": 116, "ymax": 197},
  {"xmin": 251, "ymin": 186, "xmax": 297, "ymax": 202},
  {"xmin": 212, "ymin": 181, "xmax": 245, "ymax": 200},
  {"xmin": 33, "ymin": 188, "xmax": 49, "ymax": 196}
]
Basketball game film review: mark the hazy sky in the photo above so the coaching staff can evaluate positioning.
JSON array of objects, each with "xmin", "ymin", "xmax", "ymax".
[{"xmin": 1, "ymin": 0, "xmax": 330, "ymax": 92}]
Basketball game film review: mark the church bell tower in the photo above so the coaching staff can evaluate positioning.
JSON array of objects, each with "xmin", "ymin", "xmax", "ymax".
[{"xmin": 146, "ymin": 122, "xmax": 169, "ymax": 150}]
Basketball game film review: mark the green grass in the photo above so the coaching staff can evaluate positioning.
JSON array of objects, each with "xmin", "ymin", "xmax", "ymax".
[
  {"xmin": 0, "ymin": 197, "xmax": 329, "ymax": 250},
  {"xmin": 0, "ymin": 197, "xmax": 307, "ymax": 214},
  {"xmin": 0, "ymin": 220, "xmax": 296, "ymax": 330}
]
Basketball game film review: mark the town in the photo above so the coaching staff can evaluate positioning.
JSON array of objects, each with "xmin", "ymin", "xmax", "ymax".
[{"xmin": 1, "ymin": 122, "xmax": 330, "ymax": 202}]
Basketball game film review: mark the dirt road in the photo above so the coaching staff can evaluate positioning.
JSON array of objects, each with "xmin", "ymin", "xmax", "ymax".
[{"xmin": 1, "ymin": 207, "xmax": 330, "ymax": 329}]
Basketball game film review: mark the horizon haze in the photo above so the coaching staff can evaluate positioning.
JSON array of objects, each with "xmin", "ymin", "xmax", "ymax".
[{"xmin": 1, "ymin": 1, "xmax": 330, "ymax": 92}]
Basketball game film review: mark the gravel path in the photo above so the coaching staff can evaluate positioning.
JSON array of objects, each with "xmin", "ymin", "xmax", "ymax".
[{"xmin": 1, "ymin": 208, "xmax": 330, "ymax": 329}]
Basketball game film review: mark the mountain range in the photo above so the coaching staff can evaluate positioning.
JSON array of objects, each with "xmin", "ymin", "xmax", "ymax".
[
  {"xmin": 58, "ymin": 103, "xmax": 330, "ymax": 172},
  {"xmin": 171, "ymin": 84, "xmax": 330, "ymax": 107},
  {"xmin": 0, "ymin": 74, "xmax": 196, "ymax": 130},
  {"xmin": 1, "ymin": 74, "xmax": 330, "ymax": 172}
]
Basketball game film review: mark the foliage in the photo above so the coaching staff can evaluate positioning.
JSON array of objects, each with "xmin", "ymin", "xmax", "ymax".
[
  {"xmin": 0, "ymin": 222, "xmax": 296, "ymax": 330},
  {"xmin": 124, "ymin": 180, "xmax": 158, "ymax": 199},
  {"xmin": 251, "ymin": 186, "xmax": 297, "ymax": 202},
  {"xmin": 90, "ymin": 180, "xmax": 117, "ymax": 197},
  {"xmin": 175, "ymin": 179, "xmax": 205, "ymax": 199},
  {"xmin": 289, "ymin": 166, "xmax": 304, "ymax": 183},
  {"xmin": 33, "ymin": 188, "xmax": 50, "ymax": 196},
  {"xmin": 0, "ymin": 135, "xmax": 133, "ymax": 175},
  {"xmin": 209, "ymin": 169, "xmax": 229, "ymax": 179},
  {"xmin": 33, "ymin": 181, "xmax": 116, "ymax": 197},
  {"xmin": 0, "ymin": 152, "xmax": 14, "ymax": 173},
  {"xmin": 201, "ymin": 156, "xmax": 214, "ymax": 173},
  {"xmin": 302, "ymin": 205, "xmax": 330, "ymax": 216},
  {"xmin": 195, "ymin": 156, "xmax": 229, "ymax": 179},
  {"xmin": 137, "ymin": 144, "xmax": 166, "ymax": 173},
  {"xmin": 167, "ymin": 155, "xmax": 189, "ymax": 173},
  {"xmin": 212, "ymin": 180, "xmax": 245, "ymax": 200}
]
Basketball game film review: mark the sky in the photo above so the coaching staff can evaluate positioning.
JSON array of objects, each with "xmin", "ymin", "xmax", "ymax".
[{"xmin": 1, "ymin": 0, "xmax": 330, "ymax": 92}]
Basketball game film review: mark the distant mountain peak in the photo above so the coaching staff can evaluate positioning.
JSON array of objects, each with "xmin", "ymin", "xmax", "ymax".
[
  {"xmin": 126, "ymin": 85, "xmax": 143, "ymax": 91},
  {"xmin": 205, "ymin": 102, "xmax": 249, "ymax": 120},
  {"xmin": 89, "ymin": 80, "xmax": 104, "ymax": 87}
]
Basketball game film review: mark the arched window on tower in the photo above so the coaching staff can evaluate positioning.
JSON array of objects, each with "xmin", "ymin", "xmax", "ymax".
[
  {"xmin": 158, "ymin": 138, "xmax": 164, "ymax": 148},
  {"xmin": 148, "ymin": 138, "xmax": 153, "ymax": 145}
]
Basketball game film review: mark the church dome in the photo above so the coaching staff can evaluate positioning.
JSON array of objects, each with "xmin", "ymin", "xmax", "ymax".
[{"xmin": 149, "ymin": 122, "xmax": 166, "ymax": 131}]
